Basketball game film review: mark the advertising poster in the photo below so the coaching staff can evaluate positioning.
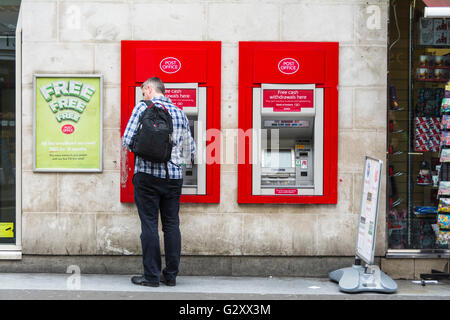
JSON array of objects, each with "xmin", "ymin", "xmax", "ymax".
[
  {"xmin": 356, "ymin": 156, "xmax": 383, "ymax": 265},
  {"xmin": 33, "ymin": 75, "xmax": 102, "ymax": 172}
]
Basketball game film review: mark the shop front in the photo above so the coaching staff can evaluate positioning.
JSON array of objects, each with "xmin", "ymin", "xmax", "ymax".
[
  {"xmin": 384, "ymin": 0, "xmax": 450, "ymax": 278},
  {"xmin": 0, "ymin": 1, "xmax": 20, "ymax": 260}
]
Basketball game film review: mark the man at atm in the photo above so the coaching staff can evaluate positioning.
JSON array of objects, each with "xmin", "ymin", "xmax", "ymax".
[{"xmin": 122, "ymin": 76, "xmax": 195, "ymax": 287}]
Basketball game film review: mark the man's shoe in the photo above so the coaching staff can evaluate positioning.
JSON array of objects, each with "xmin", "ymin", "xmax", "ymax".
[
  {"xmin": 131, "ymin": 275, "xmax": 159, "ymax": 287},
  {"xmin": 160, "ymin": 277, "xmax": 176, "ymax": 286}
]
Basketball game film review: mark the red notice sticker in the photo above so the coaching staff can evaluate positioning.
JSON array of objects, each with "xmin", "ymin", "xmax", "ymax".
[
  {"xmin": 61, "ymin": 124, "xmax": 74, "ymax": 134},
  {"xmin": 278, "ymin": 58, "xmax": 299, "ymax": 75},
  {"xmin": 160, "ymin": 57, "xmax": 182, "ymax": 74},
  {"xmin": 275, "ymin": 189, "xmax": 298, "ymax": 195},
  {"xmin": 165, "ymin": 88, "xmax": 197, "ymax": 109},
  {"xmin": 263, "ymin": 89, "xmax": 314, "ymax": 112}
]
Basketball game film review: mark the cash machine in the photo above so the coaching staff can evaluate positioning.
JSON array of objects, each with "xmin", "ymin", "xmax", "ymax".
[
  {"xmin": 252, "ymin": 83, "xmax": 323, "ymax": 196},
  {"xmin": 121, "ymin": 41, "xmax": 221, "ymax": 203},
  {"xmin": 238, "ymin": 42, "xmax": 338, "ymax": 204}
]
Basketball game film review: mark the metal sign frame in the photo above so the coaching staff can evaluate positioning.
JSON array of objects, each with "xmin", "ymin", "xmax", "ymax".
[{"xmin": 355, "ymin": 156, "xmax": 383, "ymax": 265}]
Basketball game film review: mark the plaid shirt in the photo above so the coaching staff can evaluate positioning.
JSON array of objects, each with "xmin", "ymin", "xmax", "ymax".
[{"xmin": 122, "ymin": 95, "xmax": 196, "ymax": 180}]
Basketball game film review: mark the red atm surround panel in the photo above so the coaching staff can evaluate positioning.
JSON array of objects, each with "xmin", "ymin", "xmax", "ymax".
[
  {"xmin": 121, "ymin": 41, "xmax": 221, "ymax": 203},
  {"xmin": 238, "ymin": 41, "xmax": 338, "ymax": 204}
]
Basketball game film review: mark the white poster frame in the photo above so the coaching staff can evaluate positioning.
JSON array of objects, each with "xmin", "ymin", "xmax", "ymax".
[{"xmin": 32, "ymin": 74, "xmax": 103, "ymax": 172}]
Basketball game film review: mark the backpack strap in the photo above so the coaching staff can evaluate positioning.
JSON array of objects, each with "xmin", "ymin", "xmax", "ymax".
[
  {"xmin": 164, "ymin": 162, "xmax": 170, "ymax": 181},
  {"xmin": 142, "ymin": 100, "xmax": 168, "ymax": 113},
  {"xmin": 141, "ymin": 100, "xmax": 154, "ymax": 109}
]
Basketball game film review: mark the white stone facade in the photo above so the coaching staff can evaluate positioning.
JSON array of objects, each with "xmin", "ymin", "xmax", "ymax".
[{"xmin": 19, "ymin": 0, "xmax": 388, "ymax": 258}]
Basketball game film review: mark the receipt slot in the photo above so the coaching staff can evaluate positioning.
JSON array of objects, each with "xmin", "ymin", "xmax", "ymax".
[
  {"xmin": 238, "ymin": 42, "xmax": 338, "ymax": 204},
  {"xmin": 121, "ymin": 41, "xmax": 221, "ymax": 203}
]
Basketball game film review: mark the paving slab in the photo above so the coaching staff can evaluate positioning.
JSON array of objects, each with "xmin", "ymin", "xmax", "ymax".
[{"xmin": 0, "ymin": 273, "xmax": 449, "ymax": 300}]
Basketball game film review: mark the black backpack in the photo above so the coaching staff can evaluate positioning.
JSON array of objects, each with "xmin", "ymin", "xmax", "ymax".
[{"xmin": 131, "ymin": 100, "xmax": 173, "ymax": 176}]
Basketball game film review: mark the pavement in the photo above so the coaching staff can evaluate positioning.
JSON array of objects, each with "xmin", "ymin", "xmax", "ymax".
[{"xmin": 0, "ymin": 272, "xmax": 449, "ymax": 300}]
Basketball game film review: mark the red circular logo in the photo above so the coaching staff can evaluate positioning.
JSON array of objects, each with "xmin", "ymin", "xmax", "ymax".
[
  {"xmin": 160, "ymin": 57, "xmax": 182, "ymax": 74},
  {"xmin": 62, "ymin": 124, "xmax": 75, "ymax": 134},
  {"xmin": 278, "ymin": 58, "xmax": 299, "ymax": 74}
]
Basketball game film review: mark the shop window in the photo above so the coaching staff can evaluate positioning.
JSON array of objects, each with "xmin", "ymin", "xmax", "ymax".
[{"xmin": 388, "ymin": 0, "xmax": 449, "ymax": 253}]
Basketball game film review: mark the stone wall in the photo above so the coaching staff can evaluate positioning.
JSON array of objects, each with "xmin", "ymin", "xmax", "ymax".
[{"xmin": 20, "ymin": 0, "xmax": 388, "ymax": 258}]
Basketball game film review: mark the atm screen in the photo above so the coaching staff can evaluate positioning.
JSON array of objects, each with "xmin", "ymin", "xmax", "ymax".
[{"xmin": 262, "ymin": 149, "xmax": 294, "ymax": 168}]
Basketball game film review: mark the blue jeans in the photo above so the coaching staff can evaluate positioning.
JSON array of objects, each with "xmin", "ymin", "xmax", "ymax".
[{"xmin": 133, "ymin": 172, "xmax": 183, "ymax": 282}]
